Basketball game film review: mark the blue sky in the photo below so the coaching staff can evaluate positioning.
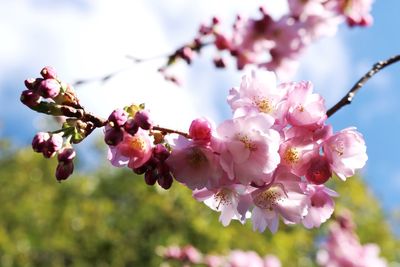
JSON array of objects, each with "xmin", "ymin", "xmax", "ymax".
[{"xmin": 1, "ymin": 0, "xmax": 400, "ymax": 215}]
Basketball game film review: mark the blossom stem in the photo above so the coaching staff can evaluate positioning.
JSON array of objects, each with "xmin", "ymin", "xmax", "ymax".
[
  {"xmin": 327, "ymin": 54, "xmax": 400, "ymax": 117},
  {"xmin": 152, "ymin": 126, "xmax": 191, "ymax": 139}
]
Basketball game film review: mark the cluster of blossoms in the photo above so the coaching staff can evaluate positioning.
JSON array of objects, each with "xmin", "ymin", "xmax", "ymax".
[
  {"xmin": 159, "ymin": 0, "xmax": 373, "ymax": 81},
  {"xmin": 160, "ymin": 214, "xmax": 387, "ymax": 267},
  {"xmin": 161, "ymin": 245, "xmax": 281, "ymax": 267},
  {"xmin": 105, "ymin": 106, "xmax": 175, "ymax": 189},
  {"xmin": 317, "ymin": 213, "xmax": 387, "ymax": 267},
  {"xmin": 105, "ymin": 70, "xmax": 368, "ymax": 233}
]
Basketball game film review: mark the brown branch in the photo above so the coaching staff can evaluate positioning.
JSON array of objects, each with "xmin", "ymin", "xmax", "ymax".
[
  {"xmin": 152, "ymin": 126, "xmax": 191, "ymax": 139},
  {"xmin": 327, "ymin": 54, "xmax": 400, "ymax": 117}
]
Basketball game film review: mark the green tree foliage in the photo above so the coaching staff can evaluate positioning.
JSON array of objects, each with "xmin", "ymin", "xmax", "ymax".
[{"xmin": 0, "ymin": 146, "xmax": 398, "ymax": 266}]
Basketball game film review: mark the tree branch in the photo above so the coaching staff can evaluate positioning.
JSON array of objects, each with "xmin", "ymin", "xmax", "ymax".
[{"xmin": 327, "ymin": 54, "xmax": 400, "ymax": 117}]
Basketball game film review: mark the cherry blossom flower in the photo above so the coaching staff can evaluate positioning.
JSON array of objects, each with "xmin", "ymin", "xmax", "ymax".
[
  {"xmin": 217, "ymin": 114, "xmax": 281, "ymax": 185},
  {"xmin": 251, "ymin": 168, "xmax": 308, "ymax": 233},
  {"xmin": 302, "ymin": 184, "xmax": 338, "ymax": 228},
  {"xmin": 323, "ymin": 127, "xmax": 368, "ymax": 180}
]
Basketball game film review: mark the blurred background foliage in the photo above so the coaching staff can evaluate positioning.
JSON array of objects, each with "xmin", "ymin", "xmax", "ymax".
[{"xmin": 0, "ymin": 142, "xmax": 399, "ymax": 267}]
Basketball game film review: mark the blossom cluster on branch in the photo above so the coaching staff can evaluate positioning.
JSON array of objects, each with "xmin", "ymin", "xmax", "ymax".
[
  {"xmin": 158, "ymin": 0, "xmax": 373, "ymax": 82},
  {"xmin": 20, "ymin": 67, "xmax": 368, "ymax": 234},
  {"xmin": 159, "ymin": 214, "xmax": 387, "ymax": 267}
]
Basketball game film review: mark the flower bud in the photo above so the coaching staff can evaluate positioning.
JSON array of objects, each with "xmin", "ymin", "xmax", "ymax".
[
  {"xmin": 37, "ymin": 79, "xmax": 61, "ymax": 98},
  {"xmin": 57, "ymin": 147, "xmax": 76, "ymax": 163},
  {"xmin": 32, "ymin": 132, "xmax": 50, "ymax": 153},
  {"xmin": 20, "ymin": 90, "xmax": 41, "ymax": 108},
  {"xmin": 144, "ymin": 170, "xmax": 158, "ymax": 185},
  {"xmin": 124, "ymin": 118, "xmax": 139, "ymax": 136},
  {"xmin": 189, "ymin": 118, "xmax": 212, "ymax": 142},
  {"xmin": 134, "ymin": 110, "xmax": 152, "ymax": 130},
  {"xmin": 305, "ymin": 155, "xmax": 332, "ymax": 185},
  {"xmin": 213, "ymin": 57, "xmax": 226, "ymax": 68},
  {"xmin": 24, "ymin": 78, "xmax": 42, "ymax": 90},
  {"xmin": 157, "ymin": 172, "xmax": 173, "ymax": 189},
  {"xmin": 42, "ymin": 134, "xmax": 63, "ymax": 158},
  {"xmin": 108, "ymin": 109, "xmax": 128, "ymax": 127},
  {"xmin": 56, "ymin": 161, "xmax": 74, "ymax": 181},
  {"xmin": 40, "ymin": 66, "xmax": 58, "ymax": 79},
  {"xmin": 104, "ymin": 127, "xmax": 124, "ymax": 146},
  {"xmin": 153, "ymin": 144, "xmax": 170, "ymax": 161}
]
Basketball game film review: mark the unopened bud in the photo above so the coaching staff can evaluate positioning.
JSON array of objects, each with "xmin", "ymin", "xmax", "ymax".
[
  {"xmin": 56, "ymin": 161, "xmax": 74, "ymax": 181},
  {"xmin": 104, "ymin": 127, "xmax": 124, "ymax": 146},
  {"xmin": 157, "ymin": 172, "xmax": 173, "ymax": 189},
  {"xmin": 24, "ymin": 78, "xmax": 42, "ymax": 90},
  {"xmin": 37, "ymin": 79, "xmax": 61, "ymax": 98},
  {"xmin": 21, "ymin": 90, "xmax": 41, "ymax": 107},
  {"xmin": 153, "ymin": 144, "xmax": 170, "ymax": 161},
  {"xmin": 124, "ymin": 118, "xmax": 139, "ymax": 136},
  {"xmin": 144, "ymin": 170, "xmax": 158, "ymax": 185},
  {"xmin": 40, "ymin": 66, "xmax": 58, "ymax": 79},
  {"xmin": 32, "ymin": 132, "xmax": 50, "ymax": 153},
  {"xmin": 189, "ymin": 118, "xmax": 212, "ymax": 142},
  {"xmin": 134, "ymin": 110, "xmax": 152, "ymax": 130},
  {"xmin": 57, "ymin": 147, "xmax": 76, "ymax": 163},
  {"xmin": 42, "ymin": 134, "xmax": 63, "ymax": 158},
  {"xmin": 213, "ymin": 57, "xmax": 226, "ymax": 68},
  {"xmin": 305, "ymin": 156, "xmax": 332, "ymax": 185},
  {"xmin": 108, "ymin": 108, "xmax": 128, "ymax": 128}
]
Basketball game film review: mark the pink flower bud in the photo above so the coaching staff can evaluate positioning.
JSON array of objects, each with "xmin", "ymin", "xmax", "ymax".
[
  {"xmin": 56, "ymin": 161, "xmax": 74, "ymax": 181},
  {"xmin": 215, "ymin": 33, "xmax": 231, "ymax": 50},
  {"xmin": 212, "ymin": 16, "xmax": 220, "ymax": 25},
  {"xmin": 124, "ymin": 118, "xmax": 139, "ymax": 135},
  {"xmin": 108, "ymin": 108, "xmax": 128, "ymax": 127},
  {"xmin": 37, "ymin": 79, "xmax": 61, "ymax": 98},
  {"xmin": 20, "ymin": 90, "xmax": 41, "ymax": 107},
  {"xmin": 305, "ymin": 155, "xmax": 332, "ymax": 185},
  {"xmin": 153, "ymin": 144, "xmax": 170, "ymax": 161},
  {"xmin": 134, "ymin": 110, "xmax": 152, "ymax": 130},
  {"xmin": 40, "ymin": 66, "xmax": 58, "ymax": 79},
  {"xmin": 157, "ymin": 172, "xmax": 173, "ymax": 189},
  {"xmin": 213, "ymin": 57, "xmax": 226, "ymax": 68},
  {"xmin": 104, "ymin": 127, "xmax": 124, "ymax": 146},
  {"xmin": 32, "ymin": 132, "xmax": 50, "ymax": 153},
  {"xmin": 24, "ymin": 78, "xmax": 42, "ymax": 90},
  {"xmin": 57, "ymin": 147, "xmax": 76, "ymax": 163},
  {"xmin": 144, "ymin": 170, "xmax": 158, "ymax": 185},
  {"xmin": 189, "ymin": 118, "xmax": 212, "ymax": 142},
  {"xmin": 42, "ymin": 134, "xmax": 63, "ymax": 158}
]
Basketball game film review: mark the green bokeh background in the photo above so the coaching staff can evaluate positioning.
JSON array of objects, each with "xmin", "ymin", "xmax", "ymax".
[{"xmin": 0, "ymin": 142, "xmax": 399, "ymax": 266}]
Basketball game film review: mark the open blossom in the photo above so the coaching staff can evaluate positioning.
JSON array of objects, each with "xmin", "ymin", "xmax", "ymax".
[
  {"xmin": 302, "ymin": 184, "xmax": 338, "ymax": 228},
  {"xmin": 193, "ymin": 183, "xmax": 251, "ymax": 226},
  {"xmin": 286, "ymin": 81, "xmax": 327, "ymax": 129},
  {"xmin": 217, "ymin": 113, "xmax": 281, "ymax": 185},
  {"xmin": 227, "ymin": 71, "xmax": 287, "ymax": 124},
  {"xmin": 338, "ymin": 0, "xmax": 373, "ymax": 26},
  {"xmin": 107, "ymin": 128, "xmax": 152, "ymax": 170},
  {"xmin": 317, "ymin": 215, "xmax": 387, "ymax": 267},
  {"xmin": 323, "ymin": 127, "xmax": 367, "ymax": 180},
  {"xmin": 251, "ymin": 168, "xmax": 308, "ymax": 233},
  {"xmin": 167, "ymin": 135, "xmax": 222, "ymax": 190}
]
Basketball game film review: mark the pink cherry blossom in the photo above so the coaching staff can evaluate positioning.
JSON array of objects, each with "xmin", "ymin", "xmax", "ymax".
[
  {"xmin": 302, "ymin": 184, "xmax": 338, "ymax": 228},
  {"xmin": 317, "ymin": 216, "xmax": 387, "ymax": 267},
  {"xmin": 338, "ymin": 0, "xmax": 373, "ymax": 27},
  {"xmin": 167, "ymin": 135, "xmax": 223, "ymax": 190},
  {"xmin": 251, "ymin": 168, "xmax": 308, "ymax": 233},
  {"xmin": 227, "ymin": 71, "xmax": 287, "ymax": 124},
  {"xmin": 107, "ymin": 129, "xmax": 152, "ymax": 169},
  {"xmin": 226, "ymin": 250, "xmax": 265, "ymax": 267},
  {"xmin": 217, "ymin": 114, "xmax": 281, "ymax": 185},
  {"xmin": 193, "ymin": 183, "xmax": 251, "ymax": 226},
  {"xmin": 323, "ymin": 127, "xmax": 367, "ymax": 180},
  {"xmin": 286, "ymin": 81, "xmax": 327, "ymax": 129}
]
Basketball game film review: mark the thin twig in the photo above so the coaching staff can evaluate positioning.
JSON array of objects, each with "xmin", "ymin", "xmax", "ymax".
[{"xmin": 327, "ymin": 54, "xmax": 400, "ymax": 117}]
